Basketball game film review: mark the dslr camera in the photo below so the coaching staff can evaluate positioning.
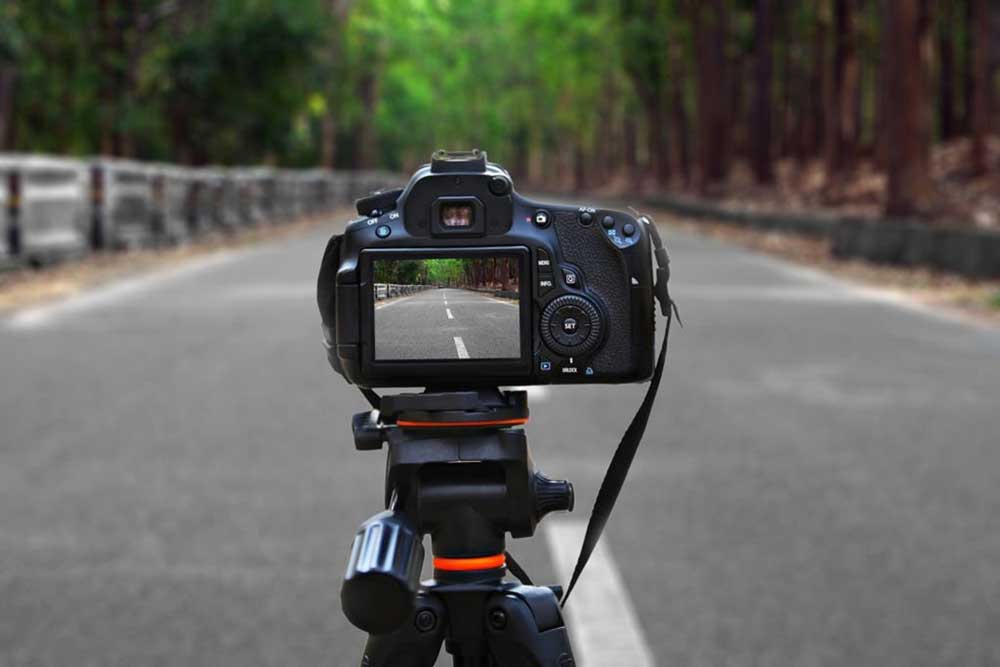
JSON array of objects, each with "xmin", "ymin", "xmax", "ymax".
[{"xmin": 317, "ymin": 149, "xmax": 656, "ymax": 388}]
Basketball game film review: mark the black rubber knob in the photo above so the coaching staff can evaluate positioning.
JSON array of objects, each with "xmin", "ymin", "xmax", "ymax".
[
  {"xmin": 488, "ymin": 176, "xmax": 511, "ymax": 196},
  {"xmin": 534, "ymin": 472, "xmax": 575, "ymax": 519},
  {"xmin": 341, "ymin": 511, "xmax": 424, "ymax": 634}
]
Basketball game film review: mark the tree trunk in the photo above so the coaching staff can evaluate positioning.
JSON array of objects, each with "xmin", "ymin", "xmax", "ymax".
[
  {"xmin": 0, "ymin": 65, "xmax": 15, "ymax": 150},
  {"xmin": 776, "ymin": 0, "xmax": 793, "ymax": 158},
  {"xmin": 969, "ymin": 0, "xmax": 990, "ymax": 175},
  {"xmin": 623, "ymin": 112, "xmax": 639, "ymax": 186},
  {"xmin": 751, "ymin": 0, "xmax": 775, "ymax": 183},
  {"xmin": 692, "ymin": 0, "xmax": 729, "ymax": 192},
  {"xmin": 354, "ymin": 69, "xmax": 379, "ymax": 169},
  {"xmin": 669, "ymin": 44, "xmax": 691, "ymax": 186},
  {"xmin": 884, "ymin": 0, "xmax": 936, "ymax": 217},
  {"xmin": 321, "ymin": 0, "xmax": 354, "ymax": 168},
  {"xmin": 937, "ymin": 0, "xmax": 956, "ymax": 140},
  {"xmin": 824, "ymin": 0, "xmax": 860, "ymax": 195},
  {"xmin": 646, "ymin": 88, "xmax": 671, "ymax": 188},
  {"xmin": 805, "ymin": 7, "xmax": 827, "ymax": 161}
]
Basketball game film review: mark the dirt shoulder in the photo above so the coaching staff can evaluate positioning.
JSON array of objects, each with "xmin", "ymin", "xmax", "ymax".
[
  {"xmin": 655, "ymin": 210, "xmax": 1000, "ymax": 327},
  {"xmin": 0, "ymin": 210, "xmax": 352, "ymax": 315}
]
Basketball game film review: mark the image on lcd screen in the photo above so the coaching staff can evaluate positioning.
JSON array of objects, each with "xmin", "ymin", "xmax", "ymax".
[{"xmin": 373, "ymin": 256, "xmax": 520, "ymax": 361}]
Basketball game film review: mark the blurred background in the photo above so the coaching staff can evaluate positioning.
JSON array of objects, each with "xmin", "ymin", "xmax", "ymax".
[
  {"xmin": 0, "ymin": 0, "xmax": 997, "ymax": 217},
  {"xmin": 1, "ymin": 1, "xmax": 1000, "ymax": 666}
]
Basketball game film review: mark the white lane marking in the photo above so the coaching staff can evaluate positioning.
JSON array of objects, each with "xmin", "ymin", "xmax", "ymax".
[
  {"xmin": 453, "ymin": 336, "xmax": 470, "ymax": 359},
  {"xmin": 446, "ymin": 308, "xmax": 454, "ymax": 319},
  {"xmin": 547, "ymin": 520, "xmax": 655, "ymax": 667},
  {"xmin": 6, "ymin": 251, "xmax": 244, "ymax": 330}
]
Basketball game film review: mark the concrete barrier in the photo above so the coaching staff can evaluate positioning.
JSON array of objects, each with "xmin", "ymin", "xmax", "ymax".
[
  {"xmin": 0, "ymin": 155, "xmax": 90, "ymax": 264},
  {"xmin": 642, "ymin": 192, "xmax": 1000, "ymax": 279},
  {"xmin": 0, "ymin": 164, "xmax": 10, "ymax": 265},
  {"xmin": 92, "ymin": 159, "xmax": 160, "ymax": 249},
  {"xmin": 0, "ymin": 153, "xmax": 401, "ymax": 270}
]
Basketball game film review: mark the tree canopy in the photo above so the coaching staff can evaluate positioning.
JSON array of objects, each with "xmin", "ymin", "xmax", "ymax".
[{"xmin": 0, "ymin": 0, "xmax": 996, "ymax": 218}]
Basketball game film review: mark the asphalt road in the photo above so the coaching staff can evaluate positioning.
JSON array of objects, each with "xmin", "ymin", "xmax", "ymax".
[
  {"xmin": 2, "ymin": 214, "xmax": 999, "ymax": 666},
  {"xmin": 374, "ymin": 287, "xmax": 520, "ymax": 360}
]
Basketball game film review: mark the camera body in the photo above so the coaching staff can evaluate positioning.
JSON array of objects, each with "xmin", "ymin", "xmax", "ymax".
[{"xmin": 317, "ymin": 150, "xmax": 655, "ymax": 388}]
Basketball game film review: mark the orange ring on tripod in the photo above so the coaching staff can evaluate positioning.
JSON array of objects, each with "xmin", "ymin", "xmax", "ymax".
[
  {"xmin": 396, "ymin": 418, "xmax": 528, "ymax": 428},
  {"xmin": 433, "ymin": 554, "xmax": 507, "ymax": 571}
]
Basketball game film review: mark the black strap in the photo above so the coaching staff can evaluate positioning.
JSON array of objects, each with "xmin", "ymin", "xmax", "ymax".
[
  {"xmin": 504, "ymin": 550, "xmax": 534, "ymax": 586},
  {"xmin": 561, "ymin": 214, "xmax": 677, "ymax": 606}
]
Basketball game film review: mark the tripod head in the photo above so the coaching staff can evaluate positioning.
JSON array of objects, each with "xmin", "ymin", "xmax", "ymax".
[{"xmin": 343, "ymin": 388, "xmax": 574, "ymax": 636}]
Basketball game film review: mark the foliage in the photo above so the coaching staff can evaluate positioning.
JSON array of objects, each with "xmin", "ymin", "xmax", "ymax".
[{"xmin": 0, "ymin": 0, "xmax": 995, "ymax": 212}]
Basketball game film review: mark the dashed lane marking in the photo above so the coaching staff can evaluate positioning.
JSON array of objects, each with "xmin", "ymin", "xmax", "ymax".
[{"xmin": 453, "ymin": 336, "xmax": 470, "ymax": 359}]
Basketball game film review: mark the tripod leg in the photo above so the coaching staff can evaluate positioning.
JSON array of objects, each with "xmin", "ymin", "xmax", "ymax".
[
  {"xmin": 359, "ymin": 593, "xmax": 446, "ymax": 667},
  {"xmin": 484, "ymin": 586, "xmax": 576, "ymax": 667}
]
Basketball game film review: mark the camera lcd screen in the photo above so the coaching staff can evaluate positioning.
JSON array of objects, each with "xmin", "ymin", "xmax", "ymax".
[
  {"xmin": 440, "ymin": 203, "xmax": 474, "ymax": 228},
  {"xmin": 373, "ymin": 256, "xmax": 521, "ymax": 361}
]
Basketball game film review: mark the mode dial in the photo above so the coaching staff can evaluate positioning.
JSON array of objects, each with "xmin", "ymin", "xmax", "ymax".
[{"xmin": 540, "ymin": 295, "xmax": 603, "ymax": 356}]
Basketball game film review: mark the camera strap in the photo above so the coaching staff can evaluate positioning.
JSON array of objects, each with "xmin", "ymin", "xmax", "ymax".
[{"xmin": 559, "ymin": 215, "xmax": 678, "ymax": 606}]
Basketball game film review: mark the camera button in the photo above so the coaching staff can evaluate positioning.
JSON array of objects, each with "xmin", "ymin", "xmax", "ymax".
[
  {"xmin": 561, "ymin": 268, "xmax": 578, "ymax": 287},
  {"xmin": 538, "ymin": 276, "xmax": 555, "ymax": 295},
  {"xmin": 539, "ymin": 360, "xmax": 553, "ymax": 372},
  {"xmin": 579, "ymin": 211, "xmax": 593, "ymax": 225},
  {"xmin": 375, "ymin": 225, "xmax": 391, "ymax": 239},
  {"xmin": 601, "ymin": 215, "xmax": 615, "ymax": 229},
  {"xmin": 533, "ymin": 210, "xmax": 551, "ymax": 227},
  {"xmin": 536, "ymin": 248, "xmax": 552, "ymax": 271},
  {"xmin": 622, "ymin": 223, "xmax": 636, "ymax": 237}
]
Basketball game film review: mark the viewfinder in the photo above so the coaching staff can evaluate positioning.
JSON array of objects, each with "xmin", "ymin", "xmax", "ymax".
[{"xmin": 441, "ymin": 203, "xmax": 474, "ymax": 228}]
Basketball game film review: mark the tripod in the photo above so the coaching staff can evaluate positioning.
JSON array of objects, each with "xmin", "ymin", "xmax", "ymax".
[{"xmin": 344, "ymin": 389, "xmax": 577, "ymax": 666}]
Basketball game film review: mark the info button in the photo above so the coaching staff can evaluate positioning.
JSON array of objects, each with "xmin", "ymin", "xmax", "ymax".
[{"xmin": 538, "ymin": 276, "xmax": 555, "ymax": 295}]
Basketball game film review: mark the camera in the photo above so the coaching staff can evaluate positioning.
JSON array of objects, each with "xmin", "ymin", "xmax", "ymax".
[{"xmin": 317, "ymin": 149, "xmax": 656, "ymax": 388}]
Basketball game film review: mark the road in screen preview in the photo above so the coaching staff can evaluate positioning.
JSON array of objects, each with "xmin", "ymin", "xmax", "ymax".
[{"xmin": 374, "ymin": 287, "xmax": 519, "ymax": 360}]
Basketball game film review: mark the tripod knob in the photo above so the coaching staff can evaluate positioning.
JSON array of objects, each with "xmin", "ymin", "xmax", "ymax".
[
  {"xmin": 342, "ymin": 510, "xmax": 424, "ymax": 634},
  {"xmin": 533, "ymin": 472, "xmax": 575, "ymax": 519}
]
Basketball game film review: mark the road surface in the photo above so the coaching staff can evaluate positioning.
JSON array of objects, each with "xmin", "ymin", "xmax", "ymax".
[
  {"xmin": 1, "ymin": 215, "xmax": 999, "ymax": 666},
  {"xmin": 374, "ymin": 287, "xmax": 519, "ymax": 360}
]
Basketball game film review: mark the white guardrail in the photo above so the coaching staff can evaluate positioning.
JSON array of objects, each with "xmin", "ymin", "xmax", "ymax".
[
  {"xmin": 0, "ymin": 153, "xmax": 400, "ymax": 268},
  {"xmin": 374, "ymin": 284, "xmax": 434, "ymax": 300}
]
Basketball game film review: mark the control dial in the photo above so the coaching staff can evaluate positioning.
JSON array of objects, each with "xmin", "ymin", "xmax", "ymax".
[{"xmin": 540, "ymin": 295, "xmax": 603, "ymax": 356}]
